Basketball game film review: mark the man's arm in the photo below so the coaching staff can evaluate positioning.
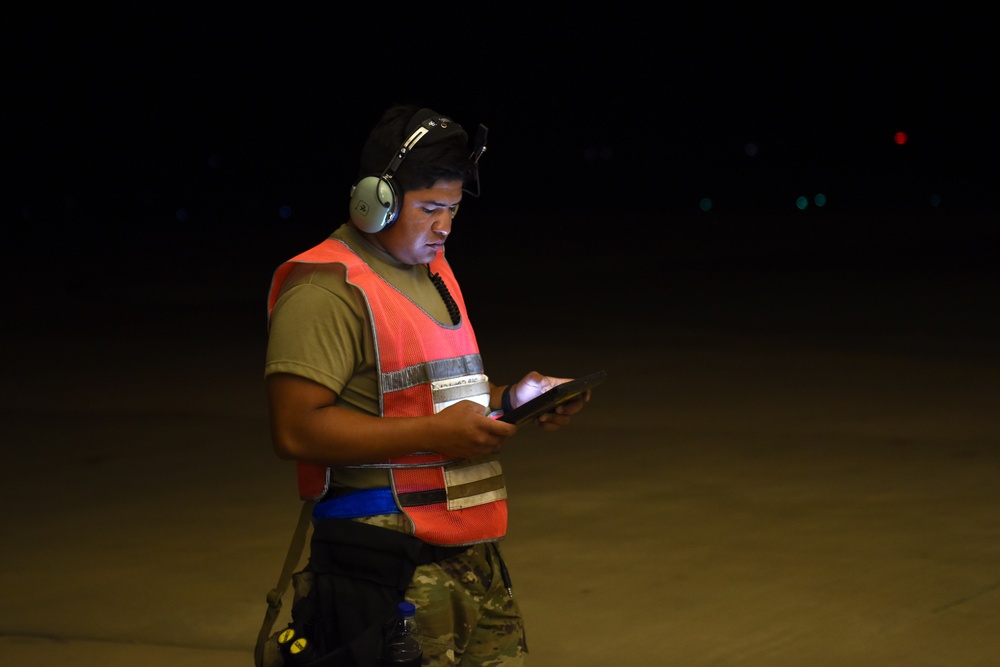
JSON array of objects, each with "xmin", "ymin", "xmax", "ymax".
[{"xmin": 267, "ymin": 373, "xmax": 516, "ymax": 466}]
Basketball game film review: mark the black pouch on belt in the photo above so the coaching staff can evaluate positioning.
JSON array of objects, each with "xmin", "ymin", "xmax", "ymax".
[{"xmin": 286, "ymin": 518, "xmax": 467, "ymax": 667}]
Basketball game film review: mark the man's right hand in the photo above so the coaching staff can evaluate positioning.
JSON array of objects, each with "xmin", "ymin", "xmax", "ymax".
[{"xmin": 432, "ymin": 400, "xmax": 517, "ymax": 460}]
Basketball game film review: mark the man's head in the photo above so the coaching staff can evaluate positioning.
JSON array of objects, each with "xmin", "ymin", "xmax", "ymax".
[{"xmin": 349, "ymin": 105, "xmax": 484, "ymax": 234}]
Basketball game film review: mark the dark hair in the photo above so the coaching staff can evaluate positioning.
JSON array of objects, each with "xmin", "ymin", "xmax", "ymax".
[{"xmin": 358, "ymin": 104, "xmax": 477, "ymax": 194}]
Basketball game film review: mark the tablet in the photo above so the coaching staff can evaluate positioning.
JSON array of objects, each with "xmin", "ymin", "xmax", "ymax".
[{"xmin": 498, "ymin": 370, "xmax": 606, "ymax": 425}]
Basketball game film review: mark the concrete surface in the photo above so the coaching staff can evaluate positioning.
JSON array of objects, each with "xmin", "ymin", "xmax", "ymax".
[{"xmin": 2, "ymin": 212, "xmax": 998, "ymax": 665}]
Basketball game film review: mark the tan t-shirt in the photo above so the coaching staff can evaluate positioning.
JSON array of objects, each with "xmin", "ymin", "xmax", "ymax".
[{"xmin": 265, "ymin": 222, "xmax": 456, "ymax": 491}]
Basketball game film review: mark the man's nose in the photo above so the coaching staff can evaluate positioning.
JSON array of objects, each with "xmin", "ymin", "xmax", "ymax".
[{"xmin": 432, "ymin": 215, "xmax": 452, "ymax": 237}]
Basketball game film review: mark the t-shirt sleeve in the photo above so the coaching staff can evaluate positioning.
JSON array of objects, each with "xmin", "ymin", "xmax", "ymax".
[{"xmin": 265, "ymin": 263, "xmax": 367, "ymax": 396}]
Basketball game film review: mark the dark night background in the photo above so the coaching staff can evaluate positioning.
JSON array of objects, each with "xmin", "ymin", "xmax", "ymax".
[
  {"xmin": 4, "ymin": 2, "xmax": 998, "ymax": 335},
  {"xmin": 3, "ymin": 5, "xmax": 1000, "ymax": 664}
]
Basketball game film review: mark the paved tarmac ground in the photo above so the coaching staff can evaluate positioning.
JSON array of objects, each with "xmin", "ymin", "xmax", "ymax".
[{"xmin": 2, "ymin": 210, "xmax": 998, "ymax": 666}]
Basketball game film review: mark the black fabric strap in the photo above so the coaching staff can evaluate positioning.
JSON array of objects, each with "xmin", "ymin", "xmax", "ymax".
[
  {"xmin": 502, "ymin": 385, "xmax": 515, "ymax": 414},
  {"xmin": 309, "ymin": 517, "xmax": 468, "ymax": 577},
  {"xmin": 396, "ymin": 488, "xmax": 447, "ymax": 507},
  {"xmin": 254, "ymin": 499, "xmax": 316, "ymax": 667}
]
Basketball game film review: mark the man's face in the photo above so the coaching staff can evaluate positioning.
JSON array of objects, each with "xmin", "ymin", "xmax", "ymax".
[{"xmin": 376, "ymin": 179, "xmax": 463, "ymax": 265}]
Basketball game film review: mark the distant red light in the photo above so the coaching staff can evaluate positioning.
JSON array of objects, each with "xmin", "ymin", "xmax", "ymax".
[{"xmin": 894, "ymin": 131, "xmax": 908, "ymax": 145}]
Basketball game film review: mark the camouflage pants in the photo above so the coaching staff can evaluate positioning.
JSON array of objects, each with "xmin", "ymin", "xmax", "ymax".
[{"xmin": 405, "ymin": 542, "xmax": 526, "ymax": 666}]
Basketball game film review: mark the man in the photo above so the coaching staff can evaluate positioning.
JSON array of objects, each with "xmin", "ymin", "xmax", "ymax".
[{"xmin": 262, "ymin": 104, "xmax": 590, "ymax": 666}]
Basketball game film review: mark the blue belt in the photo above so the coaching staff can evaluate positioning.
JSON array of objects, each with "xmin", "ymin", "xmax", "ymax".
[{"xmin": 313, "ymin": 487, "xmax": 401, "ymax": 520}]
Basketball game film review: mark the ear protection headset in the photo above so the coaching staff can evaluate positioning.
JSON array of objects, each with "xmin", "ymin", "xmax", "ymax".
[{"xmin": 349, "ymin": 110, "xmax": 487, "ymax": 234}]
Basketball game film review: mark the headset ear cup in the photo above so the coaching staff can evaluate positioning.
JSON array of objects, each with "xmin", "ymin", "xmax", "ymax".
[{"xmin": 349, "ymin": 176, "xmax": 399, "ymax": 233}]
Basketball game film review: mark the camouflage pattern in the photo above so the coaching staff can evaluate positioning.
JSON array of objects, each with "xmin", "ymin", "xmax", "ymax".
[
  {"xmin": 353, "ymin": 512, "xmax": 413, "ymax": 532},
  {"xmin": 405, "ymin": 542, "xmax": 526, "ymax": 666}
]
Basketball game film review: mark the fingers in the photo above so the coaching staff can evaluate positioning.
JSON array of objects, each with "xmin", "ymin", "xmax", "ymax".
[
  {"xmin": 532, "ymin": 390, "xmax": 590, "ymax": 430},
  {"xmin": 512, "ymin": 371, "xmax": 572, "ymax": 406}
]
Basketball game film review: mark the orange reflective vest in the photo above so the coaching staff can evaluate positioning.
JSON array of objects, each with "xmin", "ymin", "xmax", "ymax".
[{"xmin": 267, "ymin": 237, "xmax": 507, "ymax": 546}]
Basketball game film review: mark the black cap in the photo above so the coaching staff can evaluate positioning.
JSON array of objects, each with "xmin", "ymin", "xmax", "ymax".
[{"xmin": 361, "ymin": 107, "xmax": 468, "ymax": 176}]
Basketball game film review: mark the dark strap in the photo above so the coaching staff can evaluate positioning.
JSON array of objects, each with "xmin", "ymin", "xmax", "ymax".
[
  {"xmin": 396, "ymin": 488, "xmax": 447, "ymax": 507},
  {"xmin": 254, "ymin": 499, "xmax": 316, "ymax": 667},
  {"xmin": 309, "ymin": 517, "xmax": 469, "ymax": 580}
]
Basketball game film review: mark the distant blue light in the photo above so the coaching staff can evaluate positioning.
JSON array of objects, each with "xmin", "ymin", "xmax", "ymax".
[
  {"xmin": 279, "ymin": 205, "xmax": 292, "ymax": 219},
  {"xmin": 175, "ymin": 208, "xmax": 189, "ymax": 221},
  {"xmin": 744, "ymin": 142, "xmax": 759, "ymax": 157},
  {"xmin": 699, "ymin": 197, "xmax": 713, "ymax": 212},
  {"xmin": 814, "ymin": 193, "xmax": 827, "ymax": 207},
  {"xmin": 795, "ymin": 196, "xmax": 809, "ymax": 210}
]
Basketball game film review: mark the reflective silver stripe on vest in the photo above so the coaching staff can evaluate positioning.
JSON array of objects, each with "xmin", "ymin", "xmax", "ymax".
[
  {"xmin": 381, "ymin": 354, "xmax": 485, "ymax": 393},
  {"xmin": 350, "ymin": 356, "xmax": 491, "ymax": 470},
  {"xmin": 394, "ymin": 457, "xmax": 507, "ymax": 510},
  {"xmin": 430, "ymin": 373, "xmax": 490, "ymax": 412},
  {"xmin": 443, "ymin": 458, "xmax": 507, "ymax": 510}
]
